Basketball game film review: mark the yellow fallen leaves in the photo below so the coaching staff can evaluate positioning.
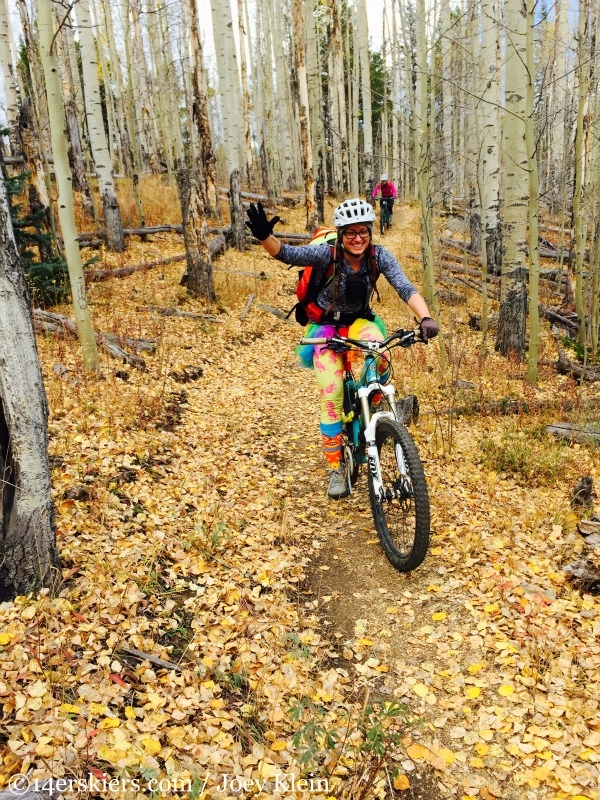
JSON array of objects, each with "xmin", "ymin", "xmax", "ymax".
[
  {"xmin": 431, "ymin": 611, "xmax": 447, "ymax": 621},
  {"xmin": 404, "ymin": 742, "xmax": 454, "ymax": 772},
  {"xmin": 413, "ymin": 683, "xmax": 429, "ymax": 698},
  {"xmin": 141, "ymin": 738, "xmax": 161, "ymax": 755},
  {"xmin": 271, "ymin": 739, "xmax": 287, "ymax": 751},
  {"xmin": 98, "ymin": 717, "xmax": 120, "ymax": 729},
  {"xmin": 464, "ymin": 686, "xmax": 481, "ymax": 700},
  {"xmin": 498, "ymin": 684, "xmax": 515, "ymax": 696},
  {"xmin": 0, "ymin": 632, "xmax": 14, "ymax": 645},
  {"xmin": 393, "ymin": 774, "xmax": 410, "ymax": 790}
]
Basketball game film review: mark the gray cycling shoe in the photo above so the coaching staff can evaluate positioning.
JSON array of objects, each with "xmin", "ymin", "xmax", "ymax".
[{"xmin": 327, "ymin": 468, "xmax": 349, "ymax": 499}]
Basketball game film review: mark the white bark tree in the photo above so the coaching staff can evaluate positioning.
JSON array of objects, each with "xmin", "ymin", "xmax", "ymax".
[
  {"xmin": 0, "ymin": 0, "xmax": 22, "ymax": 156},
  {"xmin": 496, "ymin": 0, "xmax": 528, "ymax": 357},
  {"xmin": 77, "ymin": 0, "xmax": 125, "ymax": 251},
  {"xmin": 0, "ymin": 177, "xmax": 59, "ymax": 600},
  {"xmin": 357, "ymin": 0, "xmax": 373, "ymax": 193},
  {"xmin": 37, "ymin": 0, "xmax": 99, "ymax": 370}
]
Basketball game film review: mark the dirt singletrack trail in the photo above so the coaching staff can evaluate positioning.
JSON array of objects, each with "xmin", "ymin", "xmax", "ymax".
[
  {"xmin": 222, "ymin": 205, "xmax": 598, "ymax": 799},
  {"xmin": 230, "ymin": 210, "xmax": 502, "ymax": 799}
]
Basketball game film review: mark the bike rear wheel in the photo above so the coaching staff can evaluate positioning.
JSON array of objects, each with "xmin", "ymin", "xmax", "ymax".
[{"xmin": 368, "ymin": 419, "xmax": 430, "ymax": 572}]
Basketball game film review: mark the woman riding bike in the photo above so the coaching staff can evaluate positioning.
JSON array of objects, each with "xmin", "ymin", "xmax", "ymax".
[
  {"xmin": 245, "ymin": 198, "xmax": 439, "ymax": 499},
  {"xmin": 372, "ymin": 174, "xmax": 398, "ymax": 227}
]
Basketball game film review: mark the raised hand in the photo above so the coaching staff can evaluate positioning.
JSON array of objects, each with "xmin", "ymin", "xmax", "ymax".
[{"xmin": 245, "ymin": 202, "xmax": 281, "ymax": 241}]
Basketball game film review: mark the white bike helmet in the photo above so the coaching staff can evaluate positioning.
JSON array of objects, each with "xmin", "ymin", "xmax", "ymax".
[
  {"xmin": 380, "ymin": 173, "xmax": 388, "ymax": 181},
  {"xmin": 333, "ymin": 198, "xmax": 376, "ymax": 228}
]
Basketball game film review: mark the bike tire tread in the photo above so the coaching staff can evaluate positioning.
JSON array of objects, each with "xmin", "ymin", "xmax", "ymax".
[{"xmin": 368, "ymin": 419, "xmax": 430, "ymax": 572}]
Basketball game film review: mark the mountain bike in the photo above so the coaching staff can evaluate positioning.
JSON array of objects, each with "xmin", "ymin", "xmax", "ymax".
[
  {"xmin": 300, "ymin": 328, "xmax": 430, "ymax": 572},
  {"xmin": 379, "ymin": 198, "xmax": 393, "ymax": 236}
]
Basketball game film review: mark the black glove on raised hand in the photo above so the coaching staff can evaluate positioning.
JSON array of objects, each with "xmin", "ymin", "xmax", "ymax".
[
  {"xmin": 419, "ymin": 316, "xmax": 439, "ymax": 343},
  {"xmin": 245, "ymin": 202, "xmax": 281, "ymax": 241}
]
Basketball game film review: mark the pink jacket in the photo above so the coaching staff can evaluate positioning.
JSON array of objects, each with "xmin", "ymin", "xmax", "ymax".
[{"xmin": 372, "ymin": 181, "xmax": 398, "ymax": 199}]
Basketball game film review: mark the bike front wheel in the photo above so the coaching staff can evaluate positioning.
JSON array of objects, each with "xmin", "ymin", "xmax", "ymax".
[{"xmin": 368, "ymin": 419, "xmax": 430, "ymax": 572}]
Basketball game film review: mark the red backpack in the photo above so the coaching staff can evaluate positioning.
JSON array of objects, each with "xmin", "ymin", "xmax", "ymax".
[{"xmin": 287, "ymin": 228, "xmax": 380, "ymax": 326}]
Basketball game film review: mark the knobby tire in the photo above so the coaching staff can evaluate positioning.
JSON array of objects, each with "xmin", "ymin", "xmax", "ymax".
[{"xmin": 368, "ymin": 419, "xmax": 430, "ymax": 572}]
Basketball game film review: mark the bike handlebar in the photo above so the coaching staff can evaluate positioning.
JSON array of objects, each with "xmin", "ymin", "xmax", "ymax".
[{"xmin": 300, "ymin": 328, "xmax": 422, "ymax": 350}]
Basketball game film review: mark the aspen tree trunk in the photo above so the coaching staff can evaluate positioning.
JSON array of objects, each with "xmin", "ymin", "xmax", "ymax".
[
  {"xmin": 18, "ymin": 99, "xmax": 53, "ymax": 242},
  {"xmin": 590, "ymin": 89, "xmax": 600, "ymax": 354},
  {"xmin": 0, "ymin": 177, "xmax": 60, "ymax": 601},
  {"xmin": 122, "ymin": 0, "xmax": 146, "ymax": 225},
  {"xmin": 328, "ymin": 19, "xmax": 342, "ymax": 194},
  {"xmin": 77, "ymin": 0, "xmax": 125, "ymax": 251},
  {"xmin": 257, "ymin": 1, "xmax": 279, "ymax": 198},
  {"xmin": 0, "ymin": 0, "xmax": 22, "ymax": 156},
  {"xmin": 38, "ymin": 0, "xmax": 99, "ymax": 370},
  {"xmin": 254, "ymin": 7, "xmax": 270, "ymax": 193},
  {"xmin": 179, "ymin": 0, "xmax": 199, "ymax": 164},
  {"xmin": 54, "ymin": 5, "xmax": 95, "ymax": 219},
  {"xmin": 481, "ymin": 0, "xmax": 502, "ymax": 275},
  {"xmin": 525, "ymin": 0, "xmax": 540, "ymax": 383},
  {"xmin": 391, "ymin": 0, "xmax": 400, "ymax": 195},
  {"xmin": 306, "ymin": 0, "xmax": 325, "ymax": 220},
  {"xmin": 102, "ymin": 0, "xmax": 131, "ymax": 176},
  {"xmin": 400, "ymin": 0, "xmax": 446, "ymax": 371},
  {"xmin": 357, "ymin": 0, "xmax": 373, "ymax": 193},
  {"xmin": 329, "ymin": 0, "xmax": 349, "ymax": 193},
  {"xmin": 188, "ymin": 0, "xmax": 219, "ymax": 216},
  {"xmin": 293, "ymin": 0, "xmax": 317, "ymax": 230},
  {"xmin": 573, "ymin": 0, "xmax": 589, "ymax": 350},
  {"xmin": 146, "ymin": 0, "xmax": 171, "ymax": 174},
  {"xmin": 130, "ymin": 0, "xmax": 157, "ymax": 170},
  {"xmin": 238, "ymin": 0, "xmax": 254, "ymax": 187},
  {"xmin": 550, "ymin": 1, "xmax": 572, "ymax": 213},
  {"xmin": 179, "ymin": 167, "xmax": 216, "ymax": 301},
  {"xmin": 210, "ymin": 0, "xmax": 241, "ymax": 174},
  {"xmin": 271, "ymin": 0, "xmax": 297, "ymax": 190},
  {"xmin": 381, "ymin": 7, "xmax": 389, "ymax": 174},
  {"xmin": 440, "ymin": 0, "xmax": 452, "ymax": 207},
  {"xmin": 496, "ymin": 0, "xmax": 528, "ymax": 358},
  {"xmin": 159, "ymin": 1, "xmax": 184, "ymax": 170},
  {"xmin": 229, "ymin": 168, "xmax": 246, "ymax": 250},
  {"xmin": 348, "ymin": 9, "xmax": 360, "ymax": 195},
  {"xmin": 91, "ymin": 0, "xmax": 119, "ymax": 172},
  {"xmin": 17, "ymin": 0, "xmax": 58, "ymax": 245}
]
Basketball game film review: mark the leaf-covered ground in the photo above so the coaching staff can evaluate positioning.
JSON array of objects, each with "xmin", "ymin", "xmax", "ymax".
[{"xmin": 1, "ymin": 197, "xmax": 599, "ymax": 800}]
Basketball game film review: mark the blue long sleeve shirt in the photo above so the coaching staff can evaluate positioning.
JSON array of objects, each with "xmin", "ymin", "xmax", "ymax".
[{"xmin": 275, "ymin": 242, "xmax": 417, "ymax": 321}]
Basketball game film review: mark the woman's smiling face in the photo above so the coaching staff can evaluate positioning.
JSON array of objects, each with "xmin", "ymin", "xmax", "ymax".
[{"xmin": 342, "ymin": 225, "xmax": 371, "ymax": 255}]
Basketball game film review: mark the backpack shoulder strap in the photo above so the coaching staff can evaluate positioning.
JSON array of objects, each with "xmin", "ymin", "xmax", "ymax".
[{"xmin": 370, "ymin": 245, "xmax": 381, "ymax": 303}]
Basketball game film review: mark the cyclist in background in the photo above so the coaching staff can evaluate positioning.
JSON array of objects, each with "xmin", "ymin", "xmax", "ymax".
[
  {"xmin": 372, "ymin": 174, "xmax": 398, "ymax": 226},
  {"xmin": 245, "ymin": 198, "xmax": 439, "ymax": 500}
]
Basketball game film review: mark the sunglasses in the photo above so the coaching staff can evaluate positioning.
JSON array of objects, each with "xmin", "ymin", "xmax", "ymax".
[{"xmin": 344, "ymin": 228, "xmax": 371, "ymax": 240}]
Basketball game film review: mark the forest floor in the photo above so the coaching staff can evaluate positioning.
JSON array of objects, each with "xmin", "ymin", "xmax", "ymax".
[{"xmin": 1, "ymin": 189, "xmax": 600, "ymax": 800}]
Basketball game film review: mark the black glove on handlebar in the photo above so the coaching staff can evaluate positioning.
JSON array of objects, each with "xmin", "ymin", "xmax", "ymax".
[
  {"xmin": 419, "ymin": 317, "xmax": 439, "ymax": 343},
  {"xmin": 245, "ymin": 202, "xmax": 281, "ymax": 241}
]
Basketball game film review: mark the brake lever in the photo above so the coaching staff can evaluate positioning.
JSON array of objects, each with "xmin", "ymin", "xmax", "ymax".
[{"xmin": 329, "ymin": 339, "xmax": 350, "ymax": 354}]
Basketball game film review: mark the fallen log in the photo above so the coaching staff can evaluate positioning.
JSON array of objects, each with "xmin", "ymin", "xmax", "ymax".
[
  {"xmin": 77, "ymin": 225, "xmax": 230, "ymax": 242},
  {"xmin": 118, "ymin": 645, "xmax": 182, "ymax": 672},
  {"xmin": 217, "ymin": 187, "xmax": 302, "ymax": 207},
  {"xmin": 33, "ymin": 309, "xmax": 147, "ymax": 369},
  {"xmin": 257, "ymin": 303, "xmax": 294, "ymax": 324},
  {"xmin": 547, "ymin": 423, "xmax": 600, "ymax": 444},
  {"xmin": 240, "ymin": 294, "xmax": 255, "ymax": 321},
  {"xmin": 442, "ymin": 260, "xmax": 501, "ymax": 282},
  {"xmin": 86, "ymin": 253, "xmax": 187, "ymax": 281},
  {"xmin": 538, "ymin": 305, "xmax": 580, "ymax": 331},
  {"xmin": 555, "ymin": 348, "xmax": 600, "ymax": 382},
  {"xmin": 88, "ymin": 236, "xmax": 226, "ymax": 282},
  {"xmin": 146, "ymin": 306, "xmax": 223, "ymax": 322}
]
